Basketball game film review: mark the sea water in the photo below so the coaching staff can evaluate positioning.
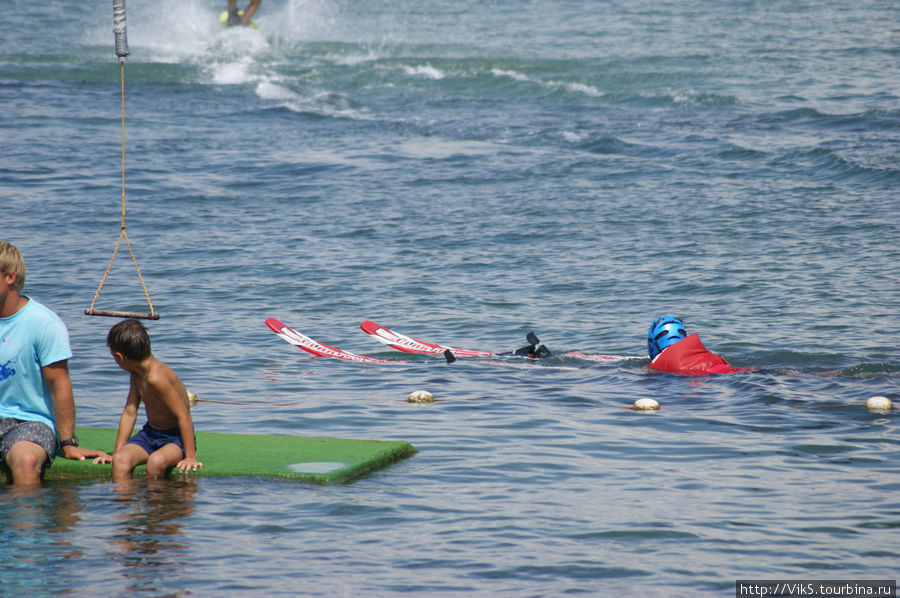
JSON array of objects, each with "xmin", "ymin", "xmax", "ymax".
[{"xmin": 1, "ymin": 0, "xmax": 898, "ymax": 595}]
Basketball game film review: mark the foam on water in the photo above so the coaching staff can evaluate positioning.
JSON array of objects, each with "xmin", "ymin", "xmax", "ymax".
[{"xmin": 402, "ymin": 64, "xmax": 445, "ymax": 79}]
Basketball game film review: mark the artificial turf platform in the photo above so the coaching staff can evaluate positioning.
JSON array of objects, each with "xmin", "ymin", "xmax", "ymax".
[{"xmin": 40, "ymin": 428, "xmax": 417, "ymax": 484}]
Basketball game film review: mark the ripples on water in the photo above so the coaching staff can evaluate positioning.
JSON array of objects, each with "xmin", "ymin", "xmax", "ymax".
[{"xmin": 2, "ymin": 0, "xmax": 899, "ymax": 595}]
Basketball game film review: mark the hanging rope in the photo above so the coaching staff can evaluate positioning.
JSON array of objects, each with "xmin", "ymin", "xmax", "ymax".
[{"xmin": 86, "ymin": 0, "xmax": 159, "ymax": 320}]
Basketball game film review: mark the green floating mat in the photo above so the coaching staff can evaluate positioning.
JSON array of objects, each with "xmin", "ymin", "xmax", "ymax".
[{"xmin": 42, "ymin": 428, "xmax": 417, "ymax": 484}]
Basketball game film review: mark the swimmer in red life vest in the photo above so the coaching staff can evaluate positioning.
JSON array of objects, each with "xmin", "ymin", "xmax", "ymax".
[{"xmin": 647, "ymin": 316, "xmax": 755, "ymax": 376}]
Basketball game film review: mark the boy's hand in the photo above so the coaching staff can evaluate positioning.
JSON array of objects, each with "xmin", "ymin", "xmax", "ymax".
[
  {"xmin": 176, "ymin": 457, "xmax": 203, "ymax": 473},
  {"xmin": 92, "ymin": 452, "xmax": 113, "ymax": 465}
]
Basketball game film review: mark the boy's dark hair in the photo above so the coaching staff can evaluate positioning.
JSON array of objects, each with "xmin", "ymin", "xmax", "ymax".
[{"xmin": 107, "ymin": 319, "xmax": 151, "ymax": 360}]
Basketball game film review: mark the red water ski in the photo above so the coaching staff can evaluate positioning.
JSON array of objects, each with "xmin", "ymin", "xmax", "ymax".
[
  {"xmin": 361, "ymin": 320, "xmax": 637, "ymax": 362},
  {"xmin": 360, "ymin": 321, "xmax": 492, "ymax": 357},
  {"xmin": 266, "ymin": 318, "xmax": 393, "ymax": 363}
]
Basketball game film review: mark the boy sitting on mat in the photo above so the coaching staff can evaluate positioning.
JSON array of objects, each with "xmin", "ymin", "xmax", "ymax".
[{"xmin": 94, "ymin": 319, "xmax": 202, "ymax": 479}]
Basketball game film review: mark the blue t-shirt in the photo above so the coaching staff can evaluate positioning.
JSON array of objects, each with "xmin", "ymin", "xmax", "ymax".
[{"xmin": 0, "ymin": 297, "xmax": 73, "ymax": 431}]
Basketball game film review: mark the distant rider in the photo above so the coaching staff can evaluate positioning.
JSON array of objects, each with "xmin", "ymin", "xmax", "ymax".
[{"xmin": 226, "ymin": 0, "xmax": 261, "ymax": 27}]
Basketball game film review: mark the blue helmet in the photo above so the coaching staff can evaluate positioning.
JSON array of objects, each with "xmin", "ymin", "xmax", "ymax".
[{"xmin": 647, "ymin": 316, "xmax": 687, "ymax": 359}]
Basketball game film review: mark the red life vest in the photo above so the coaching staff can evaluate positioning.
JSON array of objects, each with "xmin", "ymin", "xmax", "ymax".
[{"xmin": 648, "ymin": 333, "xmax": 754, "ymax": 376}]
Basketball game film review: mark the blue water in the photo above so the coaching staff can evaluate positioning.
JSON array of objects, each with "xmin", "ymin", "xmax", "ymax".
[{"xmin": 2, "ymin": 0, "xmax": 899, "ymax": 595}]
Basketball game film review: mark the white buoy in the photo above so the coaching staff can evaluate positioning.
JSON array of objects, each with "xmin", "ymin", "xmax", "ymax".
[
  {"xmin": 407, "ymin": 390, "xmax": 436, "ymax": 403},
  {"xmin": 865, "ymin": 395, "xmax": 893, "ymax": 413},
  {"xmin": 633, "ymin": 398, "xmax": 660, "ymax": 411},
  {"xmin": 187, "ymin": 390, "xmax": 198, "ymax": 407}
]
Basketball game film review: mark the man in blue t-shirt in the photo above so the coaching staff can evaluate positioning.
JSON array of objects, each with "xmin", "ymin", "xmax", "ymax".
[{"xmin": 0, "ymin": 241, "xmax": 108, "ymax": 484}]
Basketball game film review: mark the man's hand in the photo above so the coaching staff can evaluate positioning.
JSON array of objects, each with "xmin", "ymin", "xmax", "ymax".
[{"xmin": 62, "ymin": 445, "xmax": 111, "ymax": 462}]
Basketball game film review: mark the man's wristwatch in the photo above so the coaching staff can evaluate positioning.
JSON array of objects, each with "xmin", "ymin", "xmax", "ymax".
[{"xmin": 59, "ymin": 436, "xmax": 79, "ymax": 448}]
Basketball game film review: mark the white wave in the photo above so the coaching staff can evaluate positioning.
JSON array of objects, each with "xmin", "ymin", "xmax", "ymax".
[
  {"xmin": 491, "ymin": 68, "xmax": 530, "ymax": 82},
  {"xmin": 255, "ymin": 80, "xmax": 297, "ymax": 102},
  {"xmin": 561, "ymin": 130, "xmax": 588, "ymax": 143},
  {"xmin": 555, "ymin": 81, "xmax": 603, "ymax": 97},
  {"xmin": 210, "ymin": 57, "xmax": 257, "ymax": 85},
  {"xmin": 324, "ymin": 50, "xmax": 381, "ymax": 67},
  {"xmin": 491, "ymin": 68, "xmax": 603, "ymax": 97},
  {"xmin": 254, "ymin": 81, "xmax": 375, "ymax": 122},
  {"xmin": 403, "ymin": 64, "xmax": 445, "ymax": 80}
]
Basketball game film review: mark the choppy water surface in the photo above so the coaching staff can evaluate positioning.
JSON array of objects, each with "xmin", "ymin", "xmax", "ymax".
[{"xmin": 2, "ymin": 0, "xmax": 898, "ymax": 595}]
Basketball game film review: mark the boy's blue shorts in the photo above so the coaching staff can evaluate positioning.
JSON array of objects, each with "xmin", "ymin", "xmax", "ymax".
[{"xmin": 126, "ymin": 423, "xmax": 186, "ymax": 457}]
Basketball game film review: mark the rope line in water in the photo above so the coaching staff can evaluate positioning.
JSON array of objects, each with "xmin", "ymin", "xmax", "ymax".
[{"xmin": 193, "ymin": 397, "xmax": 303, "ymax": 407}]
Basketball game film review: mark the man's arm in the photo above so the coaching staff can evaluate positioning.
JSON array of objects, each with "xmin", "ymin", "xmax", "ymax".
[{"xmin": 44, "ymin": 360, "xmax": 109, "ymax": 460}]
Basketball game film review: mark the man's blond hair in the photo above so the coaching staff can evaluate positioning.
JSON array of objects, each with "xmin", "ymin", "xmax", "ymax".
[{"xmin": 0, "ymin": 241, "xmax": 26, "ymax": 291}]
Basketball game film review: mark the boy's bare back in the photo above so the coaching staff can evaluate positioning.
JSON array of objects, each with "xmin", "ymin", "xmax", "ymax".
[{"xmin": 133, "ymin": 355, "xmax": 192, "ymax": 430}]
